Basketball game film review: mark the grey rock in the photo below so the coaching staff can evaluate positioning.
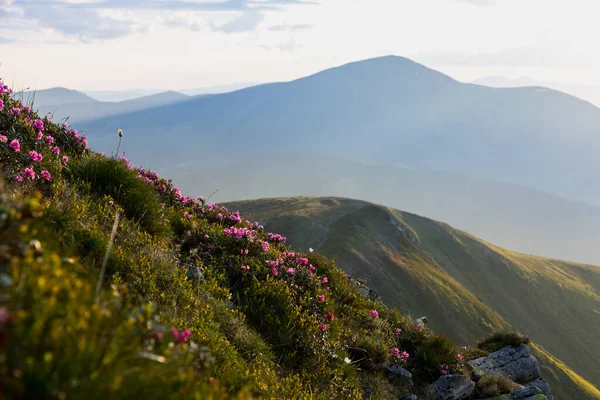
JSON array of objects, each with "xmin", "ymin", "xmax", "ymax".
[
  {"xmin": 469, "ymin": 344, "xmax": 540, "ymax": 383},
  {"xmin": 385, "ymin": 364, "xmax": 413, "ymax": 386},
  {"xmin": 434, "ymin": 374, "xmax": 474, "ymax": 400},
  {"xmin": 526, "ymin": 378, "xmax": 553, "ymax": 400},
  {"xmin": 510, "ymin": 386, "xmax": 541, "ymax": 399}
]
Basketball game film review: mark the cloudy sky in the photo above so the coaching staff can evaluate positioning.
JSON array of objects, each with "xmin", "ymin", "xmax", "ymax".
[{"xmin": 0, "ymin": 0, "xmax": 598, "ymax": 90}]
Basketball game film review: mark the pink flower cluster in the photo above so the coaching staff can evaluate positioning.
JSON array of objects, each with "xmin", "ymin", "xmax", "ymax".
[
  {"xmin": 267, "ymin": 232, "xmax": 287, "ymax": 243},
  {"xmin": 259, "ymin": 240, "xmax": 270, "ymax": 252},
  {"xmin": 440, "ymin": 364, "xmax": 449, "ymax": 375},
  {"xmin": 391, "ymin": 348, "xmax": 410, "ymax": 359},
  {"xmin": 370, "ymin": 310, "xmax": 379, "ymax": 319},
  {"xmin": 240, "ymin": 265, "xmax": 250, "ymax": 272},
  {"xmin": 266, "ymin": 251, "xmax": 311, "ymax": 277},
  {"xmin": 171, "ymin": 328, "xmax": 191, "ymax": 344},
  {"xmin": 0, "ymin": 79, "xmax": 11, "ymax": 95},
  {"xmin": 224, "ymin": 226, "xmax": 258, "ymax": 241},
  {"xmin": 29, "ymin": 150, "xmax": 43, "ymax": 162}
]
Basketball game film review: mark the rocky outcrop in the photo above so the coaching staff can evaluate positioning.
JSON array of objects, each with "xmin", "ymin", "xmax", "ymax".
[
  {"xmin": 525, "ymin": 378, "xmax": 553, "ymax": 400},
  {"xmin": 434, "ymin": 374, "xmax": 475, "ymax": 400},
  {"xmin": 469, "ymin": 344, "xmax": 540, "ymax": 383},
  {"xmin": 469, "ymin": 345, "xmax": 553, "ymax": 400}
]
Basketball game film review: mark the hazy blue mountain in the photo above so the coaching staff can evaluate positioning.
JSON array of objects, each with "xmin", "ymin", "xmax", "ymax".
[
  {"xmin": 27, "ymin": 90, "xmax": 190, "ymax": 124},
  {"xmin": 179, "ymin": 82, "xmax": 259, "ymax": 96},
  {"xmin": 157, "ymin": 150, "xmax": 600, "ymax": 265},
  {"xmin": 83, "ymin": 89, "xmax": 164, "ymax": 102},
  {"xmin": 15, "ymin": 87, "xmax": 97, "ymax": 108},
  {"xmin": 473, "ymin": 76, "xmax": 600, "ymax": 108},
  {"xmin": 78, "ymin": 55, "xmax": 600, "ymax": 207}
]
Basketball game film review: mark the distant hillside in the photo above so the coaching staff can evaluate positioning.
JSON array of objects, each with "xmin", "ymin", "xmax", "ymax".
[
  {"xmin": 79, "ymin": 55, "xmax": 600, "ymax": 207},
  {"xmin": 472, "ymin": 76, "xmax": 600, "ymax": 108},
  {"xmin": 159, "ymin": 151, "xmax": 600, "ymax": 265},
  {"xmin": 15, "ymin": 88, "xmax": 190, "ymax": 123},
  {"xmin": 15, "ymin": 87, "xmax": 97, "ymax": 107},
  {"xmin": 225, "ymin": 196, "xmax": 600, "ymax": 399}
]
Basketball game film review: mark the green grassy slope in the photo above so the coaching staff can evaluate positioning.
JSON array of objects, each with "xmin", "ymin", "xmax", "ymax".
[
  {"xmin": 2, "ymin": 83, "xmax": 509, "ymax": 399},
  {"xmin": 225, "ymin": 196, "xmax": 600, "ymax": 399}
]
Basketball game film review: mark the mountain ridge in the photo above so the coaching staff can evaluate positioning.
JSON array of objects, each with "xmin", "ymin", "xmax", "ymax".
[{"xmin": 224, "ymin": 196, "xmax": 600, "ymax": 399}]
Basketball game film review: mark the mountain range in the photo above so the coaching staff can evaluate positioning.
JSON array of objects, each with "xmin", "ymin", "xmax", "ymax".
[
  {"xmin": 76, "ymin": 55, "xmax": 600, "ymax": 210},
  {"xmin": 14, "ymin": 87, "xmax": 190, "ymax": 124},
  {"xmin": 224, "ymin": 196, "xmax": 600, "ymax": 399},
  {"xmin": 53, "ymin": 55, "xmax": 600, "ymax": 265}
]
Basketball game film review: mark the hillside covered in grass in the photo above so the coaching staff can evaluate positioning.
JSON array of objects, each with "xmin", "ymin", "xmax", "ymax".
[
  {"xmin": 0, "ymin": 79, "xmax": 563, "ymax": 399},
  {"xmin": 225, "ymin": 196, "xmax": 600, "ymax": 400}
]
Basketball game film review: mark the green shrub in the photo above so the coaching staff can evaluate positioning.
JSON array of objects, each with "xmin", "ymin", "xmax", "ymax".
[
  {"xmin": 473, "ymin": 374, "xmax": 518, "ymax": 397},
  {"xmin": 478, "ymin": 331, "xmax": 530, "ymax": 353},
  {"xmin": 65, "ymin": 156, "xmax": 171, "ymax": 237},
  {"xmin": 412, "ymin": 335, "xmax": 461, "ymax": 382},
  {"xmin": 462, "ymin": 347, "xmax": 489, "ymax": 362}
]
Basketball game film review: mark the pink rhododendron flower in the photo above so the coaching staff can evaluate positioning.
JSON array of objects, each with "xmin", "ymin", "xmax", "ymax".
[
  {"xmin": 52, "ymin": 146, "xmax": 60, "ymax": 154},
  {"xmin": 267, "ymin": 232, "xmax": 287, "ymax": 243},
  {"xmin": 15, "ymin": 175, "xmax": 23, "ymax": 182},
  {"xmin": 23, "ymin": 168, "xmax": 35, "ymax": 179},
  {"xmin": 400, "ymin": 351, "xmax": 409, "ymax": 359},
  {"xmin": 40, "ymin": 170, "xmax": 51, "ymax": 181},
  {"xmin": 36, "ymin": 132, "xmax": 43, "ymax": 140},
  {"xmin": 240, "ymin": 265, "xmax": 250, "ymax": 272},
  {"xmin": 318, "ymin": 323, "xmax": 328, "ymax": 331},
  {"xmin": 316, "ymin": 295, "xmax": 325, "ymax": 302},
  {"xmin": 180, "ymin": 329, "xmax": 191, "ymax": 342},
  {"xmin": 370, "ymin": 310, "xmax": 379, "ymax": 319},
  {"xmin": 456, "ymin": 354, "xmax": 464, "ymax": 361},
  {"xmin": 321, "ymin": 276, "xmax": 328, "ymax": 283},
  {"xmin": 416, "ymin": 324, "xmax": 423, "ymax": 330},
  {"xmin": 0, "ymin": 135, "xmax": 7, "ymax": 143},
  {"xmin": 394, "ymin": 328, "xmax": 402, "ymax": 334},
  {"xmin": 324, "ymin": 312, "xmax": 335, "ymax": 321},
  {"xmin": 171, "ymin": 328, "xmax": 191, "ymax": 344},
  {"xmin": 204, "ymin": 234, "xmax": 209, "ymax": 239},
  {"xmin": 259, "ymin": 240, "xmax": 270, "ymax": 252},
  {"xmin": 216, "ymin": 213, "xmax": 223, "ymax": 220},
  {"xmin": 0, "ymin": 99, "xmax": 3, "ymax": 110},
  {"xmin": 10, "ymin": 107, "xmax": 20, "ymax": 115},
  {"xmin": 241, "ymin": 249, "xmax": 249, "ymax": 255},
  {"xmin": 9, "ymin": 139, "xmax": 20, "ymax": 152},
  {"xmin": 391, "ymin": 348, "xmax": 400, "ymax": 357},
  {"xmin": 286, "ymin": 267, "xmax": 296, "ymax": 275},
  {"xmin": 32, "ymin": 119, "xmax": 44, "ymax": 132},
  {"xmin": 46, "ymin": 135, "xmax": 54, "ymax": 144},
  {"xmin": 29, "ymin": 151, "xmax": 42, "ymax": 162},
  {"xmin": 439, "ymin": 364, "xmax": 449, "ymax": 375},
  {"xmin": 62, "ymin": 155, "xmax": 69, "ymax": 163}
]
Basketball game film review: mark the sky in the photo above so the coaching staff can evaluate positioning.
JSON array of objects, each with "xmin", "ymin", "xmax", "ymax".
[{"xmin": 0, "ymin": 0, "xmax": 599, "ymax": 91}]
